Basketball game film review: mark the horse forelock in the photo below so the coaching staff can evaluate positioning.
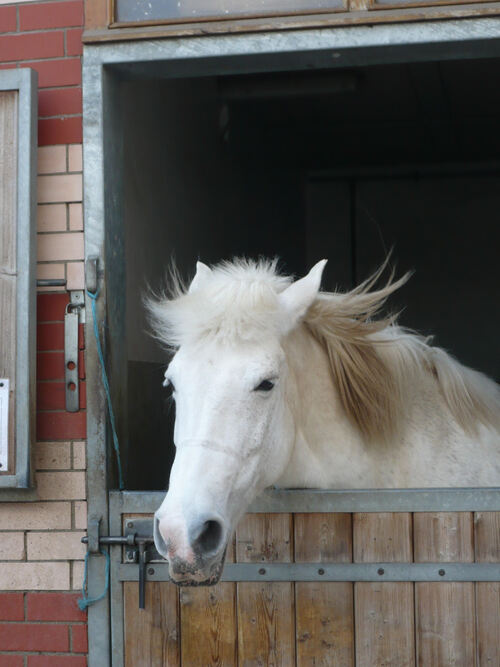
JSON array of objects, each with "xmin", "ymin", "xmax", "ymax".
[{"xmin": 146, "ymin": 258, "xmax": 292, "ymax": 348}]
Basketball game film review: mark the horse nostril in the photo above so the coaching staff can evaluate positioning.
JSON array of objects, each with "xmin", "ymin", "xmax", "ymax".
[{"xmin": 191, "ymin": 518, "xmax": 224, "ymax": 555}]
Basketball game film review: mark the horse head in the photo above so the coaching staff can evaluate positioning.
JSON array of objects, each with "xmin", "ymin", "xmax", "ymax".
[{"xmin": 149, "ymin": 259, "xmax": 326, "ymax": 585}]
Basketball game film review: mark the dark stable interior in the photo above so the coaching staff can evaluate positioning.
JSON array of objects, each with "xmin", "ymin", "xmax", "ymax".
[{"xmin": 111, "ymin": 57, "xmax": 500, "ymax": 490}]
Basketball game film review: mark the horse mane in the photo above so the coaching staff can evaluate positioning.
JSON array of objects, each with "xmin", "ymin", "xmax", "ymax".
[
  {"xmin": 147, "ymin": 257, "xmax": 500, "ymax": 441},
  {"xmin": 304, "ymin": 263, "xmax": 500, "ymax": 442},
  {"xmin": 145, "ymin": 257, "xmax": 292, "ymax": 349}
]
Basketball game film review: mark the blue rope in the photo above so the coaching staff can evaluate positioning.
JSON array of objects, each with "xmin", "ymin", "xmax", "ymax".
[
  {"xmin": 77, "ymin": 548, "xmax": 110, "ymax": 611},
  {"xmin": 86, "ymin": 287, "xmax": 124, "ymax": 490}
]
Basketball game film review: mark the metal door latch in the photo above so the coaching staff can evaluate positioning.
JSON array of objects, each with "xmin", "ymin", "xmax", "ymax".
[
  {"xmin": 82, "ymin": 518, "xmax": 158, "ymax": 609},
  {"xmin": 65, "ymin": 291, "xmax": 84, "ymax": 413}
]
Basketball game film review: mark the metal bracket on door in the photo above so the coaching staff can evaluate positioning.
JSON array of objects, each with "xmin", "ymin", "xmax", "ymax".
[
  {"xmin": 82, "ymin": 518, "xmax": 157, "ymax": 609},
  {"xmin": 65, "ymin": 290, "xmax": 84, "ymax": 413}
]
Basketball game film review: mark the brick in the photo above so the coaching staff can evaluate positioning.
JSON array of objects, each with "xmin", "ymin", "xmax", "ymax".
[
  {"xmin": 68, "ymin": 202, "xmax": 82, "ymax": 230},
  {"xmin": 67, "ymin": 144, "xmax": 82, "ymax": 171},
  {"xmin": 72, "ymin": 442, "xmax": 86, "ymax": 470},
  {"xmin": 37, "ymin": 293, "xmax": 69, "ymax": 322},
  {"xmin": 66, "ymin": 28, "xmax": 83, "ymax": 56},
  {"xmin": 0, "ymin": 655, "xmax": 24, "ymax": 667},
  {"xmin": 0, "ymin": 502, "xmax": 71, "ymax": 530},
  {"xmin": 37, "ymin": 262, "xmax": 66, "ymax": 287},
  {"xmin": 0, "ymin": 593, "xmax": 24, "ymax": 621},
  {"xmin": 35, "ymin": 471, "xmax": 86, "ymax": 500},
  {"xmin": 38, "ymin": 232, "xmax": 84, "ymax": 262},
  {"xmin": 0, "ymin": 6, "xmax": 17, "ymax": 33},
  {"xmin": 0, "ymin": 562, "xmax": 70, "ymax": 590},
  {"xmin": 37, "ymin": 381, "xmax": 86, "ymax": 410},
  {"xmin": 28, "ymin": 656, "xmax": 87, "ymax": 667},
  {"xmin": 66, "ymin": 261, "xmax": 84, "ymax": 289},
  {"xmin": 28, "ymin": 531, "xmax": 86, "ymax": 560},
  {"xmin": 78, "ymin": 323, "xmax": 84, "ymax": 350},
  {"xmin": 38, "ymin": 145, "xmax": 66, "ymax": 174},
  {"xmin": 0, "ymin": 623, "xmax": 69, "ymax": 651},
  {"xmin": 37, "ymin": 410, "xmax": 87, "ymax": 441},
  {"xmin": 39, "ymin": 87, "xmax": 82, "ymax": 117},
  {"xmin": 37, "ymin": 351, "xmax": 64, "ymax": 380},
  {"xmin": 71, "ymin": 624, "xmax": 88, "ymax": 653},
  {"xmin": 0, "ymin": 532, "xmax": 25, "ymax": 560},
  {"xmin": 71, "ymin": 561, "xmax": 84, "ymax": 589},
  {"xmin": 38, "ymin": 173, "xmax": 82, "ymax": 204},
  {"xmin": 27, "ymin": 592, "xmax": 86, "ymax": 622},
  {"xmin": 38, "ymin": 203, "xmax": 67, "ymax": 231},
  {"xmin": 35, "ymin": 441, "xmax": 71, "ymax": 470},
  {"xmin": 0, "ymin": 32, "xmax": 64, "ymax": 63},
  {"xmin": 21, "ymin": 59, "xmax": 81, "ymax": 88},
  {"xmin": 38, "ymin": 322, "xmax": 64, "ymax": 350},
  {"xmin": 0, "ymin": 63, "xmax": 18, "ymax": 70},
  {"xmin": 73, "ymin": 500, "xmax": 86, "ymax": 529},
  {"xmin": 21, "ymin": 1, "xmax": 83, "ymax": 30},
  {"xmin": 39, "ymin": 116, "xmax": 82, "ymax": 146}
]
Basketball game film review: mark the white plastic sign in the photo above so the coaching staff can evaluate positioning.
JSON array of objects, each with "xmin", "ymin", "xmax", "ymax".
[{"xmin": 0, "ymin": 379, "xmax": 9, "ymax": 471}]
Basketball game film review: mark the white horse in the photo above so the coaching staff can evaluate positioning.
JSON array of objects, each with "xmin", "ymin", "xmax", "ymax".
[{"xmin": 148, "ymin": 258, "xmax": 500, "ymax": 585}]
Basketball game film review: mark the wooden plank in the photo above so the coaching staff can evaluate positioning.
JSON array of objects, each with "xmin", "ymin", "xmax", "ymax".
[
  {"xmin": 0, "ymin": 90, "xmax": 18, "ymax": 476},
  {"xmin": 474, "ymin": 512, "xmax": 500, "ymax": 562},
  {"xmin": 295, "ymin": 514, "xmax": 354, "ymax": 666},
  {"xmin": 294, "ymin": 512, "xmax": 352, "ymax": 563},
  {"xmin": 414, "ymin": 512, "xmax": 474, "ymax": 562},
  {"xmin": 476, "ymin": 583, "xmax": 500, "ymax": 667},
  {"xmin": 180, "ymin": 538, "xmax": 237, "ymax": 665},
  {"xmin": 416, "ymin": 582, "xmax": 475, "ymax": 667},
  {"xmin": 353, "ymin": 512, "xmax": 412, "ymax": 562},
  {"xmin": 124, "ymin": 581, "xmax": 180, "ymax": 666},
  {"xmin": 85, "ymin": 0, "xmax": 111, "ymax": 29},
  {"xmin": 83, "ymin": 3, "xmax": 500, "ymax": 44},
  {"xmin": 475, "ymin": 512, "xmax": 500, "ymax": 666},
  {"xmin": 354, "ymin": 512, "xmax": 415, "ymax": 666},
  {"xmin": 236, "ymin": 513, "xmax": 295, "ymax": 666},
  {"xmin": 414, "ymin": 512, "xmax": 476, "ymax": 666},
  {"xmin": 355, "ymin": 582, "xmax": 415, "ymax": 666}
]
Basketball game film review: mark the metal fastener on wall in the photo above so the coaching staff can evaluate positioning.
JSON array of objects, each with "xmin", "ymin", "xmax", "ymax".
[{"xmin": 65, "ymin": 290, "xmax": 85, "ymax": 412}]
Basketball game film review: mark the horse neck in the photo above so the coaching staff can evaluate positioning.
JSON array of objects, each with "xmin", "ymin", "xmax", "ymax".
[{"xmin": 280, "ymin": 324, "xmax": 369, "ymax": 488}]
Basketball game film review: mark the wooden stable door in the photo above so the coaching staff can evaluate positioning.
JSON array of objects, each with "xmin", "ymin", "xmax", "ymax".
[{"xmin": 122, "ymin": 511, "xmax": 500, "ymax": 666}]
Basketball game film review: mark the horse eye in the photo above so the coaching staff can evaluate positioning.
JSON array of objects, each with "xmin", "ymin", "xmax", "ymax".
[{"xmin": 254, "ymin": 379, "xmax": 275, "ymax": 392}]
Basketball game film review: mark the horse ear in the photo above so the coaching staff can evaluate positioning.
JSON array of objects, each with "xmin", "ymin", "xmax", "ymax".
[
  {"xmin": 189, "ymin": 261, "xmax": 212, "ymax": 293},
  {"xmin": 279, "ymin": 259, "xmax": 327, "ymax": 329}
]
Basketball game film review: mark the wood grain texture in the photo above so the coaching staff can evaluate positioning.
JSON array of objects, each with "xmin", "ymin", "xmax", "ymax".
[
  {"xmin": 124, "ymin": 581, "xmax": 180, "ymax": 666},
  {"xmin": 355, "ymin": 582, "xmax": 415, "ymax": 666},
  {"xmin": 414, "ymin": 512, "xmax": 474, "ymax": 562},
  {"xmin": 180, "ymin": 536, "xmax": 236, "ymax": 665},
  {"xmin": 294, "ymin": 513, "xmax": 352, "ymax": 563},
  {"xmin": 353, "ymin": 512, "xmax": 412, "ymax": 562},
  {"xmin": 295, "ymin": 513, "xmax": 354, "ymax": 666},
  {"xmin": 236, "ymin": 513, "xmax": 295, "ymax": 666},
  {"xmin": 476, "ymin": 583, "xmax": 500, "ymax": 666},
  {"xmin": 180, "ymin": 584, "xmax": 237, "ymax": 666},
  {"xmin": 354, "ymin": 513, "xmax": 415, "ymax": 666},
  {"xmin": 475, "ymin": 512, "xmax": 500, "ymax": 666},
  {"xmin": 416, "ymin": 582, "xmax": 476, "ymax": 667},
  {"xmin": 0, "ymin": 90, "xmax": 18, "ymax": 475},
  {"xmin": 474, "ymin": 512, "xmax": 500, "ymax": 562},
  {"xmin": 415, "ymin": 512, "xmax": 476, "ymax": 666}
]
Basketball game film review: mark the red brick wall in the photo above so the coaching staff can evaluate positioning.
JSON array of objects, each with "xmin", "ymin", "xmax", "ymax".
[
  {"xmin": 0, "ymin": 0, "xmax": 83, "ymax": 145},
  {"xmin": 0, "ymin": 3, "xmax": 87, "ymax": 665},
  {"xmin": 0, "ymin": 592, "xmax": 87, "ymax": 666}
]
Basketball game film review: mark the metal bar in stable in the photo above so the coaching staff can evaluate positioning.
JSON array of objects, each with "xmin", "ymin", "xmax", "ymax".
[
  {"xmin": 111, "ymin": 487, "xmax": 500, "ymax": 515},
  {"xmin": 118, "ymin": 562, "xmax": 500, "ymax": 583}
]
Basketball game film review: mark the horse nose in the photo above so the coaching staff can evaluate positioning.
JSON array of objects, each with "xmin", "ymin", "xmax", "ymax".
[{"xmin": 189, "ymin": 516, "xmax": 225, "ymax": 557}]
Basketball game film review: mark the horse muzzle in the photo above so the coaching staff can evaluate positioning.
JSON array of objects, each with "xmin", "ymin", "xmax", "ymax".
[{"xmin": 154, "ymin": 512, "xmax": 228, "ymax": 586}]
